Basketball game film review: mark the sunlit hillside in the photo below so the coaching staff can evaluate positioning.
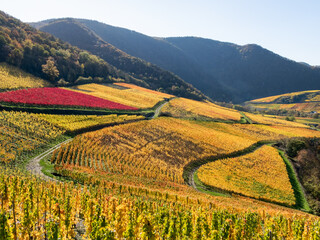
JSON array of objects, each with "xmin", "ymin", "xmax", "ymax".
[
  {"xmin": 0, "ymin": 63, "xmax": 52, "ymax": 91},
  {"xmin": 247, "ymin": 90, "xmax": 320, "ymax": 113}
]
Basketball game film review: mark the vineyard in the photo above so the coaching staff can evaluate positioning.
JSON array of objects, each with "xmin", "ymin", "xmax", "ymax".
[
  {"xmin": 0, "ymin": 111, "xmax": 63, "ymax": 163},
  {"xmin": 249, "ymin": 90, "xmax": 320, "ymax": 103},
  {"xmin": 51, "ymin": 118, "xmax": 220, "ymax": 184},
  {"xmin": 161, "ymin": 98, "xmax": 241, "ymax": 121},
  {"xmin": 50, "ymin": 117, "xmax": 320, "ymax": 187},
  {"xmin": 247, "ymin": 90, "xmax": 320, "ymax": 113},
  {"xmin": 35, "ymin": 113, "xmax": 145, "ymax": 133},
  {"xmin": 197, "ymin": 146, "xmax": 295, "ymax": 206},
  {"xmin": 50, "ymin": 118, "xmax": 267, "ymax": 184},
  {"xmin": 0, "ymin": 63, "xmax": 52, "ymax": 91},
  {"xmin": 0, "ymin": 88, "xmax": 138, "ymax": 110},
  {"xmin": 2, "ymin": 80, "xmax": 320, "ymax": 238},
  {"xmin": 245, "ymin": 112, "xmax": 308, "ymax": 127},
  {"xmin": 1, "ymin": 168, "xmax": 320, "ymax": 240},
  {"xmin": 67, "ymin": 83, "xmax": 172, "ymax": 109},
  {"xmin": 0, "ymin": 110, "xmax": 146, "ymax": 163},
  {"xmin": 250, "ymin": 102, "xmax": 320, "ymax": 113}
]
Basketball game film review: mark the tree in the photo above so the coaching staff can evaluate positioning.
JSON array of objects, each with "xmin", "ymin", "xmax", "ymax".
[
  {"xmin": 7, "ymin": 48, "xmax": 23, "ymax": 66},
  {"xmin": 57, "ymin": 79, "xmax": 69, "ymax": 86},
  {"xmin": 42, "ymin": 57, "xmax": 59, "ymax": 82}
]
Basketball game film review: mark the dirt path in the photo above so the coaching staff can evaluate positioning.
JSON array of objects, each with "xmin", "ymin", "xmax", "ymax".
[
  {"xmin": 26, "ymin": 99, "xmax": 170, "ymax": 179},
  {"xmin": 26, "ymin": 138, "xmax": 73, "ymax": 180},
  {"xmin": 189, "ymin": 166, "xmax": 200, "ymax": 191},
  {"xmin": 151, "ymin": 101, "xmax": 169, "ymax": 119}
]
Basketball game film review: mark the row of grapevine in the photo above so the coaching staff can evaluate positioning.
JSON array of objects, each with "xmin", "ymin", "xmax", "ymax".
[
  {"xmin": 0, "ymin": 111, "xmax": 63, "ymax": 163},
  {"xmin": 0, "ymin": 63, "xmax": 51, "ymax": 91},
  {"xmin": 50, "ymin": 117, "xmax": 320, "ymax": 185},
  {"xmin": 67, "ymin": 83, "xmax": 172, "ymax": 108},
  {"xmin": 0, "ymin": 167, "xmax": 319, "ymax": 239},
  {"xmin": 162, "ymin": 97, "xmax": 241, "ymax": 121}
]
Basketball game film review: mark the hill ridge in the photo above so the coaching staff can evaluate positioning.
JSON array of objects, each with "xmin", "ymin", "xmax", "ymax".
[{"xmin": 32, "ymin": 17, "xmax": 320, "ymax": 103}]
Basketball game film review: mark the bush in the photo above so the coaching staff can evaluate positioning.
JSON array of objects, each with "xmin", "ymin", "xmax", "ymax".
[
  {"xmin": 286, "ymin": 139, "xmax": 306, "ymax": 158},
  {"xmin": 285, "ymin": 116, "xmax": 296, "ymax": 121},
  {"xmin": 74, "ymin": 76, "xmax": 93, "ymax": 84}
]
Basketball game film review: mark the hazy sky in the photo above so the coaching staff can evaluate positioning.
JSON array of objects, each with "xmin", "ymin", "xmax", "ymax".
[{"xmin": 2, "ymin": 0, "xmax": 320, "ymax": 65}]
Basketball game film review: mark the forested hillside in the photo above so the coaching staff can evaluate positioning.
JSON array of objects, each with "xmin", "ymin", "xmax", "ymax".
[
  {"xmin": 34, "ymin": 19, "xmax": 206, "ymax": 100},
  {"xmin": 0, "ymin": 11, "xmax": 206, "ymax": 100}
]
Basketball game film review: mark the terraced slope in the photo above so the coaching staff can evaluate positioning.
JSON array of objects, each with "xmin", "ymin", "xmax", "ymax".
[
  {"xmin": 66, "ymin": 83, "xmax": 173, "ymax": 109},
  {"xmin": 247, "ymin": 90, "xmax": 320, "ymax": 113},
  {"xmin": 197, "ymin": 145, "xmax": 295, "ymax": 206}
]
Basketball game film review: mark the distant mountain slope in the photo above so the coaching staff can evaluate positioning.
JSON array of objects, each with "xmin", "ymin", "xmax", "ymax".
[
  {"xmin": 247, "ymin": 90, "xmax": 320, "ymax": 113},
  {"xmin": 29, "ymin": 18, "xmax": 206, "ymax": 100},
  {"xmin": 33, "ymin": 18, "xmax": 320, "ymax": 103},
  {"xmin": 0, "ymin": 12, "xmax": 205, "ymax": 101}
]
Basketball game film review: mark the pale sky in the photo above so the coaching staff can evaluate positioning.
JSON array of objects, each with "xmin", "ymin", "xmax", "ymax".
[{"xmin": 2, "ymin": 0, "xmax": 320, "ymax": 65}]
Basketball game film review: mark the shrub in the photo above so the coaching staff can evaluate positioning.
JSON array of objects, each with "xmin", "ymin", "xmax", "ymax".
[{"xmin": 286, "ymin": 139, "xmax": 306, "ymax": 158}]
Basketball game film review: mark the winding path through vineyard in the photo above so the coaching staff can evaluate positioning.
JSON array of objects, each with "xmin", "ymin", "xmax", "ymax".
[
  {"xmin": 151, "ymin": 100, "xmax": 170, "ymax": 119},
  {"xmin": 26, "ymin": 100, "xmax": 170, "ymax": 180},
  {"xmin": 26, "ymin": 138, "xmax": 73, "ymax": 180}
]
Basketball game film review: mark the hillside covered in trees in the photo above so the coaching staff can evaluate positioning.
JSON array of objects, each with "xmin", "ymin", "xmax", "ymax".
[{"xmin": 0, "ymin": 11, "xmax": 206, "ymax": 100}]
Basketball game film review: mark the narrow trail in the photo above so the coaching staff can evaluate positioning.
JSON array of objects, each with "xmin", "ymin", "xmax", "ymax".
[
  {"xmin": 26, "ymin": 100, "xmax": 170, "ymax": 180},
  {"xmin": 190, "ymin": 166, "xmax": 200, "ymax": 191},
  {"xmin": 26, "ymin": 138, "xmax": 73, "ymax": 180},
  {"xmin": 151, "ymin": 101, "xmax": 169, "ymax": 119}
]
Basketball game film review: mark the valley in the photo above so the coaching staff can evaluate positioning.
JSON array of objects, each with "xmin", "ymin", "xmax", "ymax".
[{"xmin": 1, "ymin": 8, "xmax": 320, "ymax": 240}]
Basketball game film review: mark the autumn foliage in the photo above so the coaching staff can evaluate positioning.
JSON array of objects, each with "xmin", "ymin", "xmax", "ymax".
[
  {"xmin": 0, "ymin": 87, "xmax": 138, "ymax": 110},
  {"xmin": 198, "ymin": 146, "xmax": 296, "ymax": 206},
  {"xmin": 67, "ymin": 83, "xmax": 172, "ymax": 109}
]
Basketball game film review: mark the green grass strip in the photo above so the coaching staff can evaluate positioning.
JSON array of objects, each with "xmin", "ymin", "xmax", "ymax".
[
  {"xmin": 193, "ymin": 172, "xmax": 229, "ymax": 197},
  {"xmin": 278, "ymin": 150, "xmax": 311, "ymax": 212},
  {"xmin": 240, "ymin": 112, "xmax": 253, "ymax": 124}
]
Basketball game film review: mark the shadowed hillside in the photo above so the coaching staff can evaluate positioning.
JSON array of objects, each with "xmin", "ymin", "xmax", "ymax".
[
  {"xmin": 29, "ymin": 18, "xmax": 207, "ymax": 100},
  {"xmin": 32, "ymin": 18, "xmax": 320, "ymax": 103}
]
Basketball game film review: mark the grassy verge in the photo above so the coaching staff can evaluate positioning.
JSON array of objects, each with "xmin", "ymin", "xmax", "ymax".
[
  {"xmin": 14, "ymin": 134, "xmax": 70, "ymax": 169},
  {"xmin": 40, "ymin": 155, "xmax": 82, "ymax": 183},
  {"xmin": 39, "ymin": 157, "xmax": 56, "ymax": 179},
  {"xmin": 278, "ymin": 150, "xmax": 311, "ymax": 212},
  {"xmin": 193, "ymin": 172, "xmax": 229, "ymax": 197},
  {"xmin": 240, "ymin": 112, "xmax": 253, "ymax": 124}
]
